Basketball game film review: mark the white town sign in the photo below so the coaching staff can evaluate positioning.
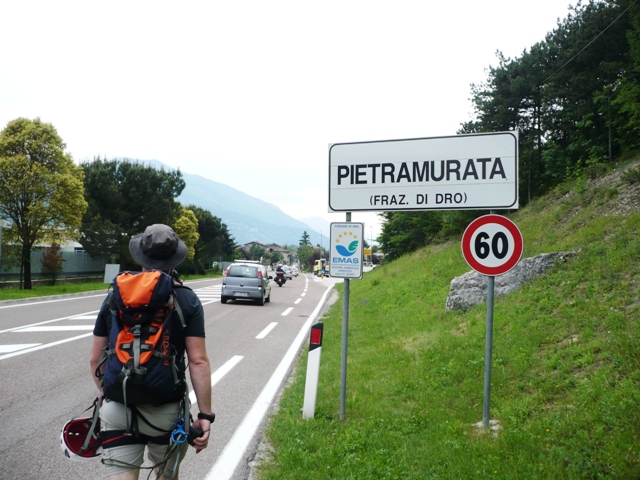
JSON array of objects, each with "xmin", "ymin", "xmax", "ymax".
[{"xmin": 328, "ymin": 131, "xmax": 518, "ymax": 212}]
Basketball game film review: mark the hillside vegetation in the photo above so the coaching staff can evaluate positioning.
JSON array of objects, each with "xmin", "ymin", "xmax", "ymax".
[{"xmin": 256, "ymin": 159, "xmax": 640, "ymax": 479}]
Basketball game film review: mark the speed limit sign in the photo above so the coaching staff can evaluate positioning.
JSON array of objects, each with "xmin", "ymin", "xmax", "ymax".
[{"xmin": 461, "ymin": 214, "xmax": 523, "ymax": 276}]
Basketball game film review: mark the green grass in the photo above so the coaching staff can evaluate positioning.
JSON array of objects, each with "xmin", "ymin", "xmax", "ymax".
[
  {"xmin": 0, "ymin": 280, "xmax": 108, "ymax": 301},
  {"xmin": 257, "ymin": 167, "xmax": 640, "ymax": 479},
  {"xmin": 0, "ymin": 273, "xmax": 219, "ymax": 302}
]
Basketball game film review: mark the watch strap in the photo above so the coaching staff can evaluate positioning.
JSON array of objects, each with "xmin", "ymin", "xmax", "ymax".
[{"xmin": 197, "ymin": 412, "xmax": 215, "ymax": 422}]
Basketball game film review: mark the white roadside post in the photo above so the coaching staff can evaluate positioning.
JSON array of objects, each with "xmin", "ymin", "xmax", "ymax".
[{"xmin": 302, "ymin": 322, "xmax": 324, "ymax": 419}]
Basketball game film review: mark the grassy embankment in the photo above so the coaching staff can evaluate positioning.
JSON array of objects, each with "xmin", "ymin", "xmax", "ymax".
[{"xmin": 257, "ymin": 162, "xmax": 640, "ymax": 479}]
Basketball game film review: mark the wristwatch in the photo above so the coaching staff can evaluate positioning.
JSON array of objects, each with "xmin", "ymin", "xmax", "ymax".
[{"xmin": 197, "ymin": 412, "xmax": 216, "ymax": 423}]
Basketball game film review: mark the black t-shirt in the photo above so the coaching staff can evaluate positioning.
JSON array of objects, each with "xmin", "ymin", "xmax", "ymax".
[{"xmin": 93, "ymin": 284, "xmax": 205, "ymax": 362}]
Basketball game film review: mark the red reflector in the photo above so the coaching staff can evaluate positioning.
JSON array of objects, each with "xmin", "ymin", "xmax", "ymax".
[{"xmin": 310, "ymin": 328, "xmax": 322, "ymax": 345}]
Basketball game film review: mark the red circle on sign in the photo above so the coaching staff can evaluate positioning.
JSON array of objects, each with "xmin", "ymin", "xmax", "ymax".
[{"xmin": 461, "ymin": 214, "xmax": 523, "ymax": 276}]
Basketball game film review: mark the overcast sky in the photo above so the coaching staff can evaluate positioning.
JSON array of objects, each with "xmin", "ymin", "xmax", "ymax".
[{"xmin": 0, "ymin": 1, "xmax": 576, "ymax": 241}]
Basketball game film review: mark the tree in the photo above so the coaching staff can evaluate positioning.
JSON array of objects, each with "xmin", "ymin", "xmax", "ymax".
[
  {"xmin": 172, "ymin": 205, "xmax": 199, "ymax": 273},
  {"xmin": 80, "ymin": 159, "xmax": 184, "ymax": 269},
  {"xmin": 464, "ymin": 1, "xmax": 631, "ymax": 202},
  {"xmin": 297, "ymin": 243, "xmax": 314, "ymax": 270},
  {"xmin": 187, "ymin": 205, "xmax": 223, "ymax": 274},
  {"xmin": 612, "ymin": 0, "xmax": 640, "ymax": 151},
  {"xmin": 270, "ymin": 251, "xmax": 284, "ymax": 265},
  {"xmin": 40, "ymin": 243, "xmax": 65, "ymax": 286},
  {"xmin": 173, "ymin": 205, "xmax": 199, "ymax": 258},
  {"xmin": 0, "ymin": 231, "xmax": 20, "ymax": 274},
  {"xmin": 0, "ymin": 118, "xmax": 87, "ymax": 289},
  {"xmin": 299, "ymin": 231, "xmax": 311, "ymax": 247},
  {"xmin": 248, "ymin": 244, "xmax": 265, "ymax": 261},
  {"xmin": 219, "ymin": 222, "xmax": 236, "ymax": 260}
]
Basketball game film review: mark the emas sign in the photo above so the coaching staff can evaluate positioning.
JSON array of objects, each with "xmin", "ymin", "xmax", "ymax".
[
  {"xmin": 328, "ymin": 132, "xmax": 518, "ymax": 212},
  {"xmin": 330, "ymin": 222, "xmax": 364, "ymax": 279}
]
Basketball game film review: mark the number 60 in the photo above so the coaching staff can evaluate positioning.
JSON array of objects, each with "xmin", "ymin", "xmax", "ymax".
[{"xmin": 474, "ymin": 231, "xmax": 508, "ymax": 260}]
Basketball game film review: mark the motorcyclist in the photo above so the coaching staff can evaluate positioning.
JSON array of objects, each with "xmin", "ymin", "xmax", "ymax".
[{"xmin": 275, "ymin": 264, "xmax": 286, "ymax": 286}]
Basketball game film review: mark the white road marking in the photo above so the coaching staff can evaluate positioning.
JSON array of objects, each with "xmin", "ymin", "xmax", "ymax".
[
  {"xmin": 0, "ymin": 333, "xmax": 94, "ymax": 361},
  {"xmin": 294, "ymin": 298, "xmax": 302, "ymax": 304},
  {"xmin": 0, "ymin": 311, "xmax": 100, "ymax": 334},
  {"xmin": 188, "ymin": 355, "xmax": 243, "ymax": 405},
  {"xmin": 200, "ymin": 300, "xmax": 219, "ymax": 306},
  {"xmin": 15, "ymin": 326, "xmax": 94, "ymax": 332},
  {"xmin": 281, "ymin": 307, "xmax": 293, "ymax": 316},
  {"xmin": 256, "ymin": 322, "xmax": 278, "ymax": 339},
  {"xmin": 0, "ymin": 344, "xmax": 40, "ymax": 353},
  {"xmin": 205, "ymin": 283, "xmax": 335, "ymax": 480},
  {"xmin": 0, "ymin": 294, "xmax": 106, "ymax": 309},
  {"xmin": 195, "ymin": 285, "xmax": 221, "ymax": 305}
]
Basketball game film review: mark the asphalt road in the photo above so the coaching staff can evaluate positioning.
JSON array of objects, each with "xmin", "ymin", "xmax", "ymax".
[{"xmin": 0, "ymin": 272, "xmax": 341, "ymax": 480}]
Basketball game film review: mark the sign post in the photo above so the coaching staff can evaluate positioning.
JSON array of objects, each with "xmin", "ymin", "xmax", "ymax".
[
  {"xmin": 329, "ymin": 221, "xmax": 364, "ymax": 419},
  {"xmin": 328, "ymin": 132, "xmax": 519, "ymax": 423},
  {"xmin": 461, "ymin": 214, "xmax": 523, "ymax": 429}
]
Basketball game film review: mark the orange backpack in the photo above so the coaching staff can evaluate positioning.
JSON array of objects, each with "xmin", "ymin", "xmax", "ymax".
[{"xmin": 99, "ymin": 270, "xmax": 187, "ymax": 406}]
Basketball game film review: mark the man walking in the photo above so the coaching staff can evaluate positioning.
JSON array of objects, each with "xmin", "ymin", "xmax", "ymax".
[{"xmin": 89, "ymin": 224, "xmax": 212, "ymax": 479}]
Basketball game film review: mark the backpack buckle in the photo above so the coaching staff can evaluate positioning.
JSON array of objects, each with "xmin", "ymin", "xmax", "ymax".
[{"xmin": 131, "ymin": 325, "xmax": 141, "ymax": 338}]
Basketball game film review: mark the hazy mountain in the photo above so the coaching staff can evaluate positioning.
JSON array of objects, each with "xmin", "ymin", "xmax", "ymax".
[
  {"xmin": 143, "ymin": 160, "xmax": 329, "ymax": 246},
  {"xmin": 298, "ymin": 217, "xmax": 331, "ymax": 244}
]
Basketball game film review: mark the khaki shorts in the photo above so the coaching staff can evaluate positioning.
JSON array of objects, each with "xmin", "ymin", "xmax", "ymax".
[{"xmin": 100, "ymin": 399, "xmax": 189, "ymax": 479}]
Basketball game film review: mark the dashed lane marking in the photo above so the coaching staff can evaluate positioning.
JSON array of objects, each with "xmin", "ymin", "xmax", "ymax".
[
  {"xmin": 256, "ymin": 322, "xmax": 278, "ymax": 339},
  {"xmin": 188, "ymin": 355, "xmax": 243, "ymax": 405}
]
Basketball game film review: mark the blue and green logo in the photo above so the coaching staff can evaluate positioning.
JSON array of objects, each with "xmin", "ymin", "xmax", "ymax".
[{"xmin": 335, "ymin": 231, "xmax": 359, "ymax": 257}]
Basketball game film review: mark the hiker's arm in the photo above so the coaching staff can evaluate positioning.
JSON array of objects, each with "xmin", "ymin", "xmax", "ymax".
[
  {"xmin": 185, "ymin": 335, "xmax": 212, "ymax": 453},
  {"xmin": 89, "ymin": 336, "xmax": 108, "ymax": 392}
]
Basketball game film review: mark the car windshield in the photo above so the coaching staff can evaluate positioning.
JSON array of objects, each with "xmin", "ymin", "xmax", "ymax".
[{"xmin": 228, "ymin": 266, "xmax": 258, "ymax": 278}]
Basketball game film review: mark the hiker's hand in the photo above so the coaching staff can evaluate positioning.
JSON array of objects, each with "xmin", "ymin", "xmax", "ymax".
[{"xmin": 192, "ymin": 418, "xmax": 210, "ymax": 453}]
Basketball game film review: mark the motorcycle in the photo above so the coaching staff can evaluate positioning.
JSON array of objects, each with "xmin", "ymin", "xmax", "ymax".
[{"xmin": 275, "ymin": 271, "xmax": 286, "ymax": 287}]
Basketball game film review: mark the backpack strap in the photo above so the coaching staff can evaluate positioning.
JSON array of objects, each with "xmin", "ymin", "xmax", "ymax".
[
  {"xmin": 104, "ymin": 282, "xmax": 186, "ymax": 336},
  {"xmin": 106, "ymin": 288, "xmax": 116, "ymax": 338},
  {"xmin": 78, "ymin": 396, "xmax": 102, "ymax": 453},
  {"xmin": 172, "ymin": 293, "xmax": 186, "ymax": 329},
  {"xmin": 171, "ymin": 283, "xmax": 194, "ymax": 329}
]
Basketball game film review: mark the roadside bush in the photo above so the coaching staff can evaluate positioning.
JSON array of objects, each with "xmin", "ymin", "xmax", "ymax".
[{"xmin": 40, "ymin": 244, "xmax": 65, "ymax": 286}]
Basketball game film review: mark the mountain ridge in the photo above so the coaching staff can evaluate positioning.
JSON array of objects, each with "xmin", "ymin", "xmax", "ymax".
[{"xmin": 141, "ymin": 159, "xmax": 329, "ymax": 246}]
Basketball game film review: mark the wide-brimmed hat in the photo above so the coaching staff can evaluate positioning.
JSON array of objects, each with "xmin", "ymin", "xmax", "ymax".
[{"xmin": 129, "ymin": 224, "xmax": 188, "ymax": 270}]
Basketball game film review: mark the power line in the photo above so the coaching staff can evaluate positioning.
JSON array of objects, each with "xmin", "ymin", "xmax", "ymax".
[{"xmin": 541, "ymin": 0, "xmax": 636, "ymax": 86}]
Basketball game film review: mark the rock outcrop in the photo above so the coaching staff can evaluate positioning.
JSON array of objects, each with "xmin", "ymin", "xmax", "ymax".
[{"xmin": 445, "ymin": 252, "xmax": 575, "ymax": 312}]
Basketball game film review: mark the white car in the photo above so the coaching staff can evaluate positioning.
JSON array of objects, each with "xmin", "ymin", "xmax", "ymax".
[
  {"xmin": 282, "ymin": 265, "xmax": 293, "ymax": 280},
  {"xmin": 290, "ymin": 266, "xmax": 299, "ymax": 277}
]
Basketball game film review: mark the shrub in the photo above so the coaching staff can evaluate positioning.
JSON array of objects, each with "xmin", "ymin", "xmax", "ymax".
[{"xmin": 40, "ymin": 244, "xmax": 65, "ymax": 286}]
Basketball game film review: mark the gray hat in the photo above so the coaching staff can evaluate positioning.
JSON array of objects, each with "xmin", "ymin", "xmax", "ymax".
[{"xmin": 129, "ymin": 224, "xmax": 188, "ymax": 270}]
